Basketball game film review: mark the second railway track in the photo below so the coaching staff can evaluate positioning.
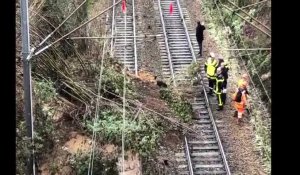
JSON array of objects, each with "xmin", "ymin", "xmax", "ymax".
[{"xmin": 110, "ymin": 0, "xmax": 138, "ymax": 74}]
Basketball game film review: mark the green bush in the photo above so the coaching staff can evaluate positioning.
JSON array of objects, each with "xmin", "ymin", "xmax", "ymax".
[
  {"xmin": 34, "ymin": 79, "xmax": 57, "ymax": 103},
  {"xmin": 86, "ymin": 109, "xmax": 162, "ymax": 157},
  {"xmin": 69, "ymin": 152, "xmax": 118, "ymax": 175},
  {"xmin": 101, "ymin": 65, "xmax": 136, "ymax": 99},
  {"xmin": 160, "ymin": 89, "xmax": 193, "ymax": 122}
]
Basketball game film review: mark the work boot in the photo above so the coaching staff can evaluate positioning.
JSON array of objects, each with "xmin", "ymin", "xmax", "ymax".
[
  {"xmin": 217, "ymin": 106, "xmax": 223, "ymax": 111},
  {"xmin": 233, "ymin": 111, "xmax": 238, "ymax": 118}
]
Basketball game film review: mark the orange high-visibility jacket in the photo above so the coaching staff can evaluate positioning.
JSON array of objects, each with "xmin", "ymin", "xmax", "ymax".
[{"xmin": 232, "ymin": 90, "xmax": 247, "ymax": 111}]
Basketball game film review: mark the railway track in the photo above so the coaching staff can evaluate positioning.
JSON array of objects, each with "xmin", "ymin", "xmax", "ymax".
[
  {"xmin": 154, "ymin": 0, "xmax": 231, "ymax": 174},
  {"xmin": 110, "ymin": 0, "xmax": 138, "ymax": 75},
  {"xmin": 109, "ymin": 0, "xmax": 231, "ymax": 174}
]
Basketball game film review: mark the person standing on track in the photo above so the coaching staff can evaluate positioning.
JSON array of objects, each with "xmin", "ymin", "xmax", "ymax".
[
  {"xmin": 214, "ymin": 67, "xmax": 226, "ymax": 111},
  {"xmin": 216, "ymin": 54, "xmax": 229, "ymax": 88},
  {"xmin": 231, "ymin": 73, "xmax": 250, "ymax": 124},
  {"xmin": 196, "ymin": 21, "xmax": 206, "ymax": 56},
  {"xmin": 205, "ymin": 52, "xmax": 218, "ymax": 95},
  {"xmin": 220, "ymin": 62, "xmax": 229, "ymax": 88},
  {"xmin": 232, "ymin": 87, "xmax": 248, "ymax": 124}
]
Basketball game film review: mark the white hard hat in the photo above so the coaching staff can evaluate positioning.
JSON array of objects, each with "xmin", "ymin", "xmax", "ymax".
[
  {"xmin": 217, "ymin": 67, "xmax": 222, "ymax": 75},
  {"xmin": 209, "ymin": 52, "xmax": 215, "ymax": 58}
]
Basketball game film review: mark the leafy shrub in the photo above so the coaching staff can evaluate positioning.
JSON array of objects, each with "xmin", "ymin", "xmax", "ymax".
[{"xmin": 86, "ymin": 109, "xmax": 162, "ymax": 156}]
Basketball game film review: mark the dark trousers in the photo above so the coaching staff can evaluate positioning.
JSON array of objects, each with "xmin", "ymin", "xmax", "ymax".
[
  {"xmin": 197, "ymin": 39, "xmax": 203, "ymax": 56},
  {"xmin": 221, "ymin": 93, "xmax": 226, "ymax": 105},
  {"xmin": 223, "ymin": 79, "xmax": 227, "ymax": 89},
  {"xmin": 208, "ymin": 78, "xmax": 216, "ymax": 93}
]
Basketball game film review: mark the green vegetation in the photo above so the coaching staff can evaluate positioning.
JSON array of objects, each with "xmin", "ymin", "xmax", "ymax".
[
  {"xmin": 69, "ymin": 152, "xmax": 118, "ymax": 174},
  {"xmin": 86, "ymin": 109, "xmax": 162, "ymax": 157},
  {"xmin": 16, "ymin": 78, "xmax": 58, "ymax": 174},
  {"xmin": 160, "ymin": 88, "xmax": 193, "ymax": 122}
]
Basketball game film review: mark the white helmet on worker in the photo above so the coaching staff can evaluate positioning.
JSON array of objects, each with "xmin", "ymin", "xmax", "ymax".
[
  {"xmin": 209, "ymin": 52, "xmax": 215, "ymax": 58},
  {"xmin": 216, "ymin": 67, "xmax": 222, "ymax": 75}
]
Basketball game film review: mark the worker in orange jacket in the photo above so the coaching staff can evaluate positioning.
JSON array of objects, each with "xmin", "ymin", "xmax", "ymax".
[{"xmin": 232, "ymin": 88, "xmax": 247, "ymax": 124}]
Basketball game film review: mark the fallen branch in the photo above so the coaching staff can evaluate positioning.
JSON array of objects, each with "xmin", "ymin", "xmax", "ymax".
[{"xmin": 102, "ymin": 89, "xmax": 203, "ymax": 136}]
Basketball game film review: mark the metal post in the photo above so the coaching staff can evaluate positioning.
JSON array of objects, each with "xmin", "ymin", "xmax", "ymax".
[{"xmin": 20, "ymin": 0, "xmax": 35, "ymax": 174}]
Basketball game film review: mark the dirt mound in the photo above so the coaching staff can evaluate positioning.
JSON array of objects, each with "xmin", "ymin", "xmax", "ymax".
[
  {"xmin": 137, "ymin": 69, "xmax": 156, "ymax": 82},
  {"xmin": 127, "ymin": 69, "xmax": 157, "ymax": 83},
  {"xmin": 100, "ymin": 144, "xmax": 118, "ymax": 157},
  {"xmin": 118, "ymin": 151, "xmax": 141, "ymax": 175},
  {"xmin": 63, "ymin": 133, "xmax": 92, "ymax": 154}
]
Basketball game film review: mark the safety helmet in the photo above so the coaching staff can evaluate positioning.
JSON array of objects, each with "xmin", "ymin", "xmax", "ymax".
[
  {"xmin": 238, "ymin": 80, "xmax": 247, "ymax": 89},
  {"xmin": 209, "ymin": 52, "xmax": 215, "ymax": 58},
  {"xmin": 216, "ymin": 67, "xmax": 222, "ymax": 75}
]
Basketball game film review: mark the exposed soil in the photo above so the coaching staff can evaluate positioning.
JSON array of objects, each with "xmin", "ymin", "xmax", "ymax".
[
  {"xmin": 117, "ymin": 151, "xmax": 141, "ymax": 175},
  {"xmin": 131, "ymin": 70, "xmax": 171, "ymax": 114},
  {"xmin": 182, "ymin": 0, "xmax": 268, "ymax": 174},
  {"xmin": 38, "ymin": 120, "xmax": 79, "ymax": 175},
  {"xmin": 63, "ymin": 133, "xmax": 92, "ymax": 154},
  {"xmin": 101, "ymin": 144, "xmax": 118, "ymax": 157},
  {"xmin": 38, "ymin": 127, "xmax": 120, "ymax": 175}
]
